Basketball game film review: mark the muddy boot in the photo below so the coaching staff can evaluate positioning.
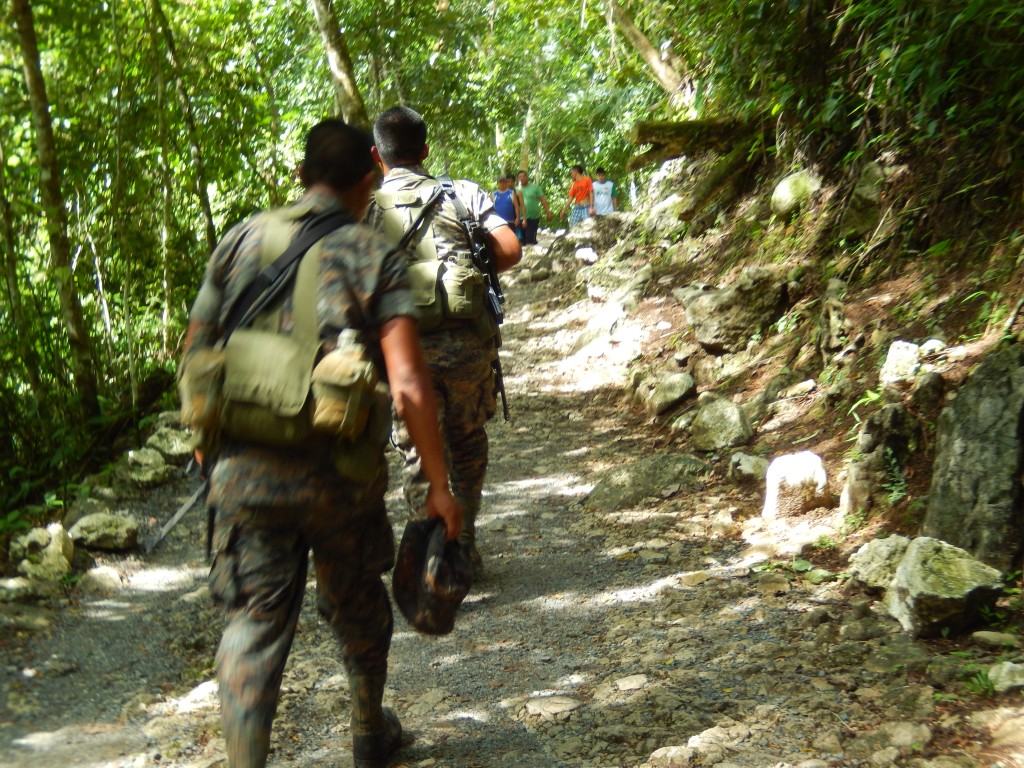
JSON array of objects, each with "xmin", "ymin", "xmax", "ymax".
[{"xmin": 350, "ymin": 673, "xmax": 402, "ymax": 768}]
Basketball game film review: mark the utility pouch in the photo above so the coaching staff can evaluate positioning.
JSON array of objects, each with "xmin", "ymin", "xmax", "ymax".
[
  {"xmin": 408, "ymin": 260, "xmax": 445, "ymax": 332},
  {"xmin": 177, "ymin": 348, "xmax": 226, "ymax": 430},
  {"xmin": 440, "ymin": 262, "xmax": 485, "ymax": 320},
  {"xmin": 330, "ymin": 385, "xmax": 392, "ymax": 484},
  {"xmin": 219, "ymin": 328, "xmax": 318, "ymax": 447},
  {"xmin": 311, "ymin": 331, "xmax": 379, "ymax": 439}
]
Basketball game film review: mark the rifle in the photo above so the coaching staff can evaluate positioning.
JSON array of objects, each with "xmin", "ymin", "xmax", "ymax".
[
  {"xmin": 146, "ymin": 462, "xmax": 208, "ymax": 554},
  {"xmin": 437, "ymin": 175, "xmax": 510, "ymax": 421}
]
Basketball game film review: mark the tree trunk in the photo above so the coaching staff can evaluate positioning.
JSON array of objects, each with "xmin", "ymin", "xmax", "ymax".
[
  {"xmin": 518, "ymin": 103, "xmax": 534, "ymax": 174},
  {"xmin": 627, "ymin": 119, "xmax": 755, "ymax": 170},
  {"xmin": 147, "ymin": 4, "xmax": 175, "ymax": 355},
  {"xmin": 12, "ymin": 0, "xmax": 101, "ymax": 419},
  {"xmin": 608, "ymin": 0, "xmax": 682, "ymax": 95},
  {"xmin": 308, "ymin": 0, "xmax": 371, "ymax": 130},
  {"xmin": 111, "ymin": 0, "xmax": 140, "ymax": 415},
  {"xmin": 677, "ymin": 137, "xmax": 759, "ymax": 221},
  {"xmin": 149, "ymin": 0, "xmax": 218, "ymax": 252}
]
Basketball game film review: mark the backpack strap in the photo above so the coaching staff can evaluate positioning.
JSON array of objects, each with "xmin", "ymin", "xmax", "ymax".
[
  {"xmin": 373, "ymin": 182, "xmax": 445, "ymax": 262},
  {"xmin": 221, "ymin": 207, "xmax": 350, "ymax": 341},
  {"xmin": 437, "ymin": 174, "xmax": 473, "ymax": 225}
]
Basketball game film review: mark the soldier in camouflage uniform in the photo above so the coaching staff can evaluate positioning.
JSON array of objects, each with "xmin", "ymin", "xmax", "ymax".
[
  {"xmin": 366, "ymin": 106, "xmax": 522, "ymax": 573},
  {"xmin": 181, "ymin": 120, "xmax": 461, "ymax": 768}
]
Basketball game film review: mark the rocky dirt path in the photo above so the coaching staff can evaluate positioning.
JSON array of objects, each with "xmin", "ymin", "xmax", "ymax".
[{"xmin": 1, "ymin": 241, "xmax": 1021, "ymax": 768}]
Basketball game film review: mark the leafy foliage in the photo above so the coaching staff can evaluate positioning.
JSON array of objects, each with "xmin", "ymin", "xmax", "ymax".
[{"xmin": 1, "ymin": 0, "xmax": 1021, "ymax": 513}]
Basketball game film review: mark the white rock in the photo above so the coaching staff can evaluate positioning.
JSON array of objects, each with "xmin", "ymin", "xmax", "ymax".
[
  {"xmin": 880, "ymin": 340, "xmax": 921, "ymax": 385},
  {"xmin": 762, "ymin": 451, "xmax": 829, "ymax": 522},
  {"xmin": 989, "ymin": 661, "xmax": 1024, "ymax": 693},
  {"xmin": 615, "ymin": 674, "xmax": 648, "ymax": 691}
]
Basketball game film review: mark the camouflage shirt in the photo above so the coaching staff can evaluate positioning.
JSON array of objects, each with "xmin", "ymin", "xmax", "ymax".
[
  {"xmin": 186, "ymin": 189, "xmax": 414, "ymax": 501},
  {"xmin": 364, "ymin": 165, "xmax": 508, "ymax": 264}
]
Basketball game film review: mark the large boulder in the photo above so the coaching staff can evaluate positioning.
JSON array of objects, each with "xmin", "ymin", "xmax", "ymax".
[
  {"xmin": 688, "ymin": 393, "xmax": 753, "ymax": 452},
  {"xmin": 587, "ymin": 453, "xmax": 706, "ymax": 511},
  {"xmin": 10, "ymin": 524, "xmax": 74, "ymax": 583},
  {"xmin": 124, "ymin": 447, "xmax": 177, "ymax": 486},
  {"xmin": 145, "ymin": 426, "xmax": 194, "ymax": 465},
  {"xmin": 848, "ymin": 535, "xmax": 911, "ymax": 591},
  {"xmin": 770, "ymin": 170, "xmax": 821, "ymax": 217},
  {"xmin": 673, "ymin": 268, "xmax": 787, "ymax": 354},
  {"xmin": 852, "ymin": 536, "xmax": 1004, "ymax": 637},
  {"xmin": 839, "ymin": 161, "xmax": 884, "ymax": 239},
  {"xmin": 922, "ymin": 344, "xmax": 1024, "ymax": 571},
  {"xmin": 885, "ymin": 538, "xmax": 1003, "ymax": 637},
  {"xmin": 69, "ymin": 513, "xmax": 140, "ymax": 552},
  {"xmin": 635, "ymin": 371, "xmax": 697, "ymax": 416}
]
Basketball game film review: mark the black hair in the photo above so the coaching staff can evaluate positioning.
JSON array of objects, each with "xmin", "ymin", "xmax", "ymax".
[
  {"xmin": 595, "ymin": 167, "xmax": 606, "ymax": 175},
  {"xmin": 302, "ymin": 119, "xmax": 374, "ymax": 191},
  {"xmin": 373, "ymin": 106, "xmax": 427, "ymax": 167},
  {"xmin": 571, "ymin": 164, "xmax": 585, "ymax": 175}
]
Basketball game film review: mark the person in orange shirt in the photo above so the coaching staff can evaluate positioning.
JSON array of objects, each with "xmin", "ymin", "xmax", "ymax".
[{"xmin": 559, "ymin": 164, "xmax": 593, "ymax": 228}]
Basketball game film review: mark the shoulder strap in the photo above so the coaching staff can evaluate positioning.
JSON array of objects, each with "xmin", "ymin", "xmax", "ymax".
[
  {"xmin": 437, "ymin": 174, "xmax": 473, "ymax": 225},
  {"xmin": 222, "ymin": 208, "xmax": 349, "ymax": 341}
]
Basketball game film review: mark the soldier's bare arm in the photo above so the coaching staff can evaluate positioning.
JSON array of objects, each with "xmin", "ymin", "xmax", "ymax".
[
  {"xmin": 487, "ymin": 225, "xmax": 523, "ymax": 273},
  {"xmin": 379, "ymin": 315, "xmax": 463, "ymax": 540}
]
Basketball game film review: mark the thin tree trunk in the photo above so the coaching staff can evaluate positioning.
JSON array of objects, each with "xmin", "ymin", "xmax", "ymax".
[
  {"xmin": 146, "ymin": 5, "xmax": 174, "ymax": 354},
  {"xmin": 608, "ymin": 0, "xmax": 683, "ymax": 95},
  {"xmin": 111, "ymin": 0, "xmax": 140, "ymax": 414},
  {"xmin": 149, "ymin": 0, "xmax": 218, "ymax": 252},
  {"xmin": 308, "ymin": 0, "xmax": 371, "ymax": 129},
  {"xmin": 0, "ymin": 135, "xmax": 43, "ymax": 394},
  {"xmin": 518, "ymin": 103, "xmax": 534, "ymax": 173},
  {"xmin": 13, "ymin": 0, "xmax": 101, "ymax": 419}
]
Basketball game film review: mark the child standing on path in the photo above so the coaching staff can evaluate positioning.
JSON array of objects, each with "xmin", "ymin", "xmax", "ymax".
[
  {"xmin": 592, "ymin": 168, "xmax": 618, "ymax": 215},
  {"xmin": 559, "ymin": 165, "xmax": 593, "ymax": 228}
]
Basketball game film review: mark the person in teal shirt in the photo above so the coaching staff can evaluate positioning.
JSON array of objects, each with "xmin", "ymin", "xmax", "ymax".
[{"xmin": 516, "ymin": 170, "xmax": 551, "ymax": 245}]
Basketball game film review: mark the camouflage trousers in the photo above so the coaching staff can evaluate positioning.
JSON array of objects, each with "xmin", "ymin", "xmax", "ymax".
[
  {"xmin": 207, "ymin": 448, "xmax": 394, "ymax": 768},
  {"xmin": 392, "ymin": 324, "xmax": 497, "ymax": 541}
]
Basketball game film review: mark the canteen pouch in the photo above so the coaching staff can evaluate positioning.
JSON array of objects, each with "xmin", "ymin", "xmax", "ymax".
[
  {"xmin": 440, "ymin": 262, "xmax": 484, "ymax": 320},
  {"xmin": 219, "ymin": 328, "xmax": 318, "ymax": 447},
  {"xmin": 177, "ymin": 347, "xmax": 226, "ymax": 430},
  {"xmin": 331, "ymin": 385, "xmax": 392, "ymax": 484},
  {"xmin": 311, "ymin": 333, "xmax": 379, "ymax": 438},
  {"xmin": 408, "ymin": 260, "xmax": 445, "ymax": 332}
]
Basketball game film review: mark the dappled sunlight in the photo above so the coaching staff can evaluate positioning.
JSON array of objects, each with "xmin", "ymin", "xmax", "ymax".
[
  {"xmin": 127, "ymin": 565, "xmax": 206, "ymax": 591},
  {"xmin": 488, "ymin": 474, "xmax": 592, "ymax": 501},
  {"xmin": 81, "ymin": 602, "xmax": 132, "ymax": 621},
  {"xmin": 446, "ymin": 708, "xmax": 490, "ymax": 724},
  {"xmin": 149, "ymin": 680, "xmax": 219, "ymax": 716},
  {"xmin": 602, "ymin": 508, "xmax": 681, "ymax": 525},
  {"xmin": 10, "ymin": 723, "xmax": 153, "ymax": 768}
]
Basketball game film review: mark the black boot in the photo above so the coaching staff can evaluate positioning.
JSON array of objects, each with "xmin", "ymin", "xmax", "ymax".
[
  {"xmin": 350, "ymin": 673, "xmax": 402, "ymax": 768},
  {"xmin": 457, "ymin": 498, "xmax": 483, "ymax": 576}
]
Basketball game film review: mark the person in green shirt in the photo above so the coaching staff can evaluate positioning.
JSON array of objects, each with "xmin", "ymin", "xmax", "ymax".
[{"xmin": 516, "ymin": 170, "xmax": 551, "ymax": 245}]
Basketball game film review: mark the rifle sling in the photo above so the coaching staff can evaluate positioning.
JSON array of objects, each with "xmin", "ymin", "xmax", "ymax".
[{"xmin": 221, "ymin": 209, "xmax": 350, "ymax": 341}]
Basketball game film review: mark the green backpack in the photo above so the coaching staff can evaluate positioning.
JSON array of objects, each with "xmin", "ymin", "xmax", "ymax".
[
  {"xmin": 178, "ymin": 206, "xmax": 389, "ymax": 483},
  {"xmin": 373, "ymin": 178, "xmax": 487, "ymax": 333}
]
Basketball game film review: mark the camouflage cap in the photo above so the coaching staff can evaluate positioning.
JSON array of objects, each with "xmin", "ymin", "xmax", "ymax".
[{"xmin": 392, "ymin": 518, "xmax": 473, "ymax": 635}]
